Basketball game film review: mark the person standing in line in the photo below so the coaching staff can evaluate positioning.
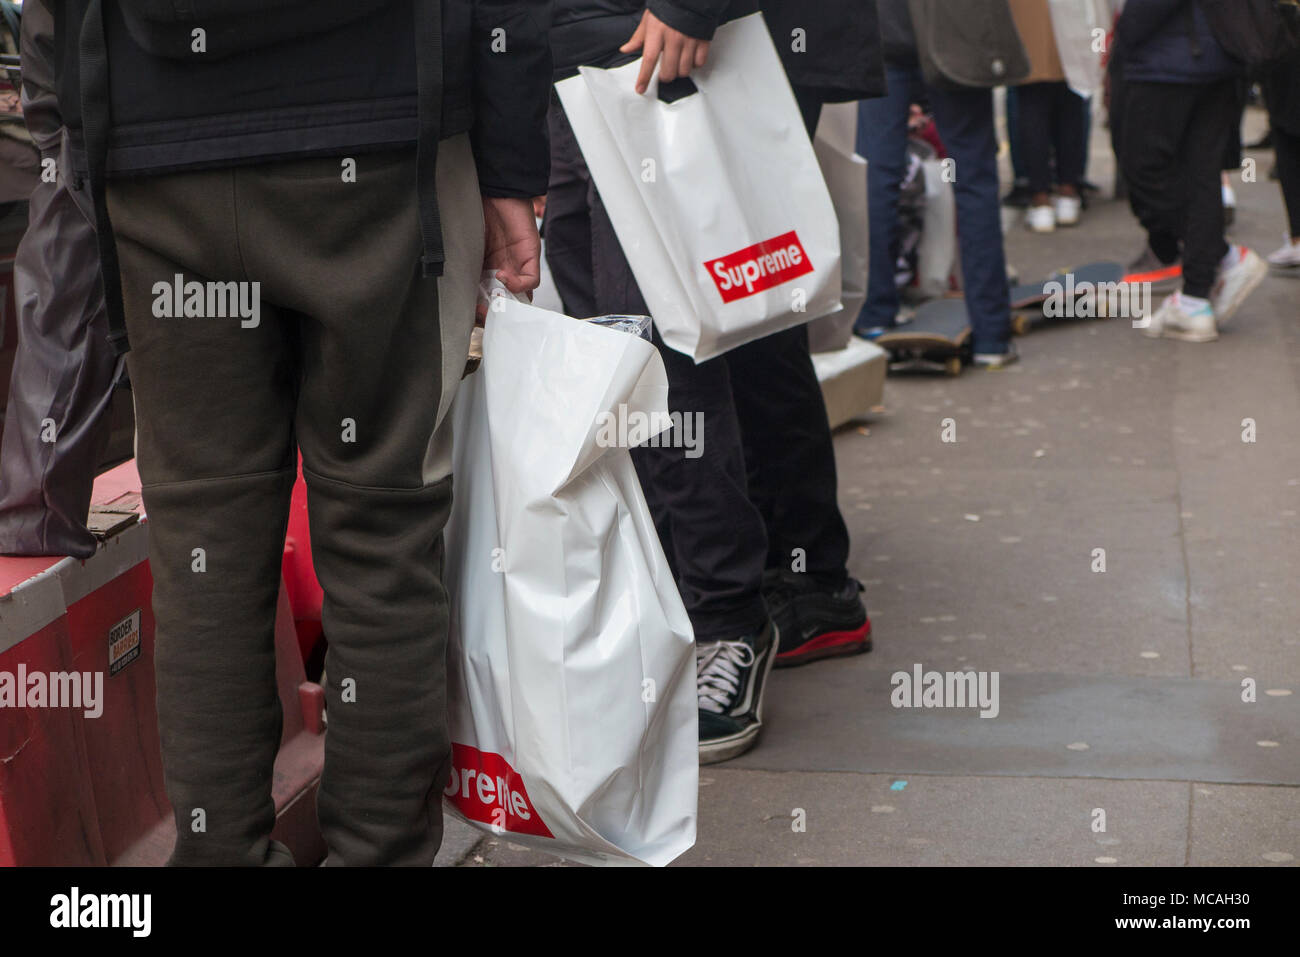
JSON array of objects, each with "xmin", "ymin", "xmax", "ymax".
[
  {"xmin": 56, "ymin": 0, "xmax": 552, "ymax": 865},
  {"xmin": 1115, "ymin": 0, "xmax": 1268, "ymax": 342},
  {"xmin": 544, "ymin": 0, "xmax": 885, "ymax": 765},
  {"xmin": 1262, "ymin": 54, "xmax": 1300, "ymax": 271},
  {"xmin": 1008, "ymin": 0, "xmax": 1090, "ymax": 233},
  {"xmin": 855, "ymin": 0, "xmax": 1025, "ymax": 367}
]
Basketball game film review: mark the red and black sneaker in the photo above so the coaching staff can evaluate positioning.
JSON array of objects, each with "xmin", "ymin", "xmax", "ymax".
[{"xmin": 764, "ymin": 572, "xmax": 872, "ymax": 668}]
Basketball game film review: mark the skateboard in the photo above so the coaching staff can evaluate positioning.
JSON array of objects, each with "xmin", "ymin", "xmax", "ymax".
[
  {"xmin": 875, "ymin": 297, "xmax": 972, "ymax": 377},
  {"xmin": 1009, "ymin": 261, "xmax": 1126, "ymax": 335}
]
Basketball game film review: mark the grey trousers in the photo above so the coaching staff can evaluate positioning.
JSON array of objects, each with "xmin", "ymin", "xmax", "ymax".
[{"xmin": 106, "ymin": 135, "xmax": 483, "ymax": 865}]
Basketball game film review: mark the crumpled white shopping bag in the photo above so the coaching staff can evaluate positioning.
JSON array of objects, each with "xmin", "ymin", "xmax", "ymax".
[
  {"xmin": 442, "ymin": 298, "xmax": 698, "ymax": 866},
  {"xmin": 556, "ymin": 12, "xmax": 843, "ymax": 362}
]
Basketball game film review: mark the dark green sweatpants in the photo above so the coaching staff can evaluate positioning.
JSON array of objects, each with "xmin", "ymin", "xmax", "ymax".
[{"xmin": 106, "ymin": 135, "xmax": 483, "ymax": 866}]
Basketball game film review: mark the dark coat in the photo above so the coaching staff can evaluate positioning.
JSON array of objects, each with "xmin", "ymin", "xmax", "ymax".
[
  {"xmin": 758, "ymin": 0, "xmax": 886, "ymax": 101},
  {"xmin": 55, "ymin": 0, "xmax": 554, "ymax": 200},
  {"xmin": 551, "ymin": 0, "xmax": 757, "ymax": 76},
  {"xmin": 1116, "ymin": 0, "xmax": 1240, "ymax": 84}
]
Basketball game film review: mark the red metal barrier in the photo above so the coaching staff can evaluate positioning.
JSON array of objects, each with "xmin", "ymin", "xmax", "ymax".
[{"xmin": 0, "ymin": 461, "xmax": 326, "ymax": 866}]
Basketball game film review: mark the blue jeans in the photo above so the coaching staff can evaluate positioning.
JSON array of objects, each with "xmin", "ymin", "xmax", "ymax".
[{"xmin": 856, "ymin": 66, "xmax": 1011, "ymax": 354}]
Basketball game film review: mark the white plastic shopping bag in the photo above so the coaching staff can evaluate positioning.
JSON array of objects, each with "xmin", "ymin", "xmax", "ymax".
[
  {"xmin": 442, "ymin": 298, "xmax": 699, "ymax": 866},
  {"xmin": 809, "ymin": 102, "xmax": 869, "ymax": 354},
  {"xmin": 556, "ymin": 13, "xmax": 842, "ymax": 362},
  {"xmin": 917, "ymin": 158, "xmax": 958, "ymax": 299}
]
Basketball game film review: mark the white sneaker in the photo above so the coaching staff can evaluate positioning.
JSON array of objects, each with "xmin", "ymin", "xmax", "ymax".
[
  {"xmin": 1054, "ymin": 195, "xmax": 1082, "ymax": 227},
  {"xmin": 1143, "ymin": 292, "xmax": 1218, "ymax": 342},
  {"xmin": 1026, "ymin": 205, "xmax": 1056, "ymax": 233},
  {"xmin": 1211, "ymin": 245, "xmax": 1268, "ymax": 323},
  {"xmin": 1267, "ymin": 236, "xmax": 1300, "ymax": 271}
]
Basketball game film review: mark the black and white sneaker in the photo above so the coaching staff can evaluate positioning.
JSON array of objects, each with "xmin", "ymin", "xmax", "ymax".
[{"xmin": 696, "ymin": 619, "xmax": 777, "ymax": 765}]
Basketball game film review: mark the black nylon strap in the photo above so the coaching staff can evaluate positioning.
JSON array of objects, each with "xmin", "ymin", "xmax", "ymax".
[
  {"xmin": 79, "ymin": 0, "xmax": 131, "ymax": 356},
  {"xmin": 415, "ymin": 0, "xmax": 445, "ymax": 279}
]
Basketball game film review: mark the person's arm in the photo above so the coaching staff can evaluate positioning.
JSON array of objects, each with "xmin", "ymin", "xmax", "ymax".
[
  {"xmin": 471, "ymin": 0, "xmax": 553, "ymax": 295},
  {"xmin": 620, "ymin": 0, "xmax": 734, "ymax": 94}
]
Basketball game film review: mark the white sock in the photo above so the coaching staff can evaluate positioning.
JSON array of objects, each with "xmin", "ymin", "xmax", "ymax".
[{"xmin": 1180, "ymin": 293, "xmax": 1210, "ymax": 311}]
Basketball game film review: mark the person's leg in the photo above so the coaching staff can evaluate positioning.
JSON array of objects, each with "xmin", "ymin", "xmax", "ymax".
[
  {"xmin": 263, "ymin": 140, "xmax": 482, "ymax": 866},
  {"xmin": 855, "ymin": 66, "xmax": 915, "ymax": 334},
  {"xmin": 1054, "ymin": 86, "xmax": 1088, "ymax": 192},
  {"xmin": 1017, "ymin": 83, "xmax": 1056, "ymax": 200},
  {"xmin": 729, "ymin": 321, "xmax": 849, "ymax": 586},
  {"xmin": 541, "ymin": 93, "xmax": 597, "ymax": 320},
  {"xmin": 107, "ymin": 168, "xmax": 297, "ymax": 867},
  {"xmin": 1272, "ymin": 126, "xmax": 1300, "ymax": 240},
  {"xmin": 733, "ymin": 83, "xmax": 849, "ymax": 588},
  {"xmin": 1006, "ymin": 85, "xmax": 1028, "ymax": 192},
  {"xmin": 1120, "ymin": 81, "xmax": 1194, "ymax": 269},
  {"xmin": 1176, "ymin": 82, "xmax": 1234, "ymax": 299},
  {"xmin": 585, "ymin": 154, "xmax": 768, "ymax": 642},
  {"xmin": 926, "ymin": 81, "xmax": 1013, "ymax": 357}
]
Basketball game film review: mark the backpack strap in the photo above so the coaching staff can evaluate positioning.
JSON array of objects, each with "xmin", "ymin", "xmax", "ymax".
[{"xmin": 415, "ymin": 0, "xmax": 444, "ymax": 279}]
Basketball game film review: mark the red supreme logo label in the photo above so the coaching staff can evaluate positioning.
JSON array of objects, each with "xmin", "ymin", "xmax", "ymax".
[
  {"xmin": 704, "ymin": 230, "xmax": 814, "ymax": 303},
  {"xmin": 444, "ymin": 743, "xmax": 554, "ymax": 838}
]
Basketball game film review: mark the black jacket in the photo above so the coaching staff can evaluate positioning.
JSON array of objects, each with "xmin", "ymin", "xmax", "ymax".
[
  {"xmin": 551, "ymin": 0, "xmax": 756, "ymax": 78},
  {"xmin": 1116, "ymin": 0, "xmax": 1240, "ymax": 84},
  {"xmin": 55, "ymin": 0, "xmax": 553, "ymax": 355},
  {"xmin": 877, "ymin": 0, "xmax": 918, "ymax": 67},
  {"xmin": 56, "ymin": 1, "xmax": 552, "ymax": 197},
  {"xmin": 758, "ymin": 1, "xmax": 886, "ymax": 101}
]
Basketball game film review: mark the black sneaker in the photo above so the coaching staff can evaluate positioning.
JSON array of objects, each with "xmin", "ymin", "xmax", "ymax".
[
  {"xmin": 764, "ymin": 571, "xmax": 872, "ymax": 668},
  {"xmin": 696, "ymin": 619, "xmax": 777, "ymax": 765}
]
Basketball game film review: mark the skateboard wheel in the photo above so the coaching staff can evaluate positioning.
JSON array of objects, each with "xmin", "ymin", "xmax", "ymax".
[
  {"xmin": 1012, "ymin": 314, "xmax": 1033, "ymax": 336},
  {"xmin": 944, "ymin": 357, "xmax": 962, "ymax": 377}
]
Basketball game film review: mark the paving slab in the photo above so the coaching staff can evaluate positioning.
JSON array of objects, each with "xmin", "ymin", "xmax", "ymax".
[
  {"xmin": 466, "ymin": 771, "xmax": 1189, "ymax": 867},
  {"xmin": 732, "ymin": 670, "xmax": 1298, "ymax": 786},
  {"xmin": 1187, "ymin": 783, "xmax": 1300, "ymax": 866}
]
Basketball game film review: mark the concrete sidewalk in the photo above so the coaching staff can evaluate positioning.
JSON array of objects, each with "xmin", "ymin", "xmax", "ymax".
[{"xmin": 441, "ymin": 106, "xmax": 1299, "ymax": 868}]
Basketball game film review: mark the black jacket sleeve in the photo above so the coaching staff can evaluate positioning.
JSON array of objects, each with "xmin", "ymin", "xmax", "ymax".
[
  {"xmin": 471, "ymin": 0, "xmax": 554, "ymax": 198},
  {"xmin": 646, "ymin": 0, "xmax": 735, "ymax": 41}
]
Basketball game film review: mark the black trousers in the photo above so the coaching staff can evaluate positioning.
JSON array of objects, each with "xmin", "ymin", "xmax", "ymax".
[
  {"xmin": 1120, "ymin": 79, "xmax": 1238, "ymax": 298},
  {"xmin": 543, "ymin": 90, "xmax": 851, "ymax": 640},
  {"xmin": 1275, "ymin": 125, "xmax": 1300, "ymax": 238},
  {"xmin": 1016, "ymin": 81, "xmax": 1087, "ymax": 194}
]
